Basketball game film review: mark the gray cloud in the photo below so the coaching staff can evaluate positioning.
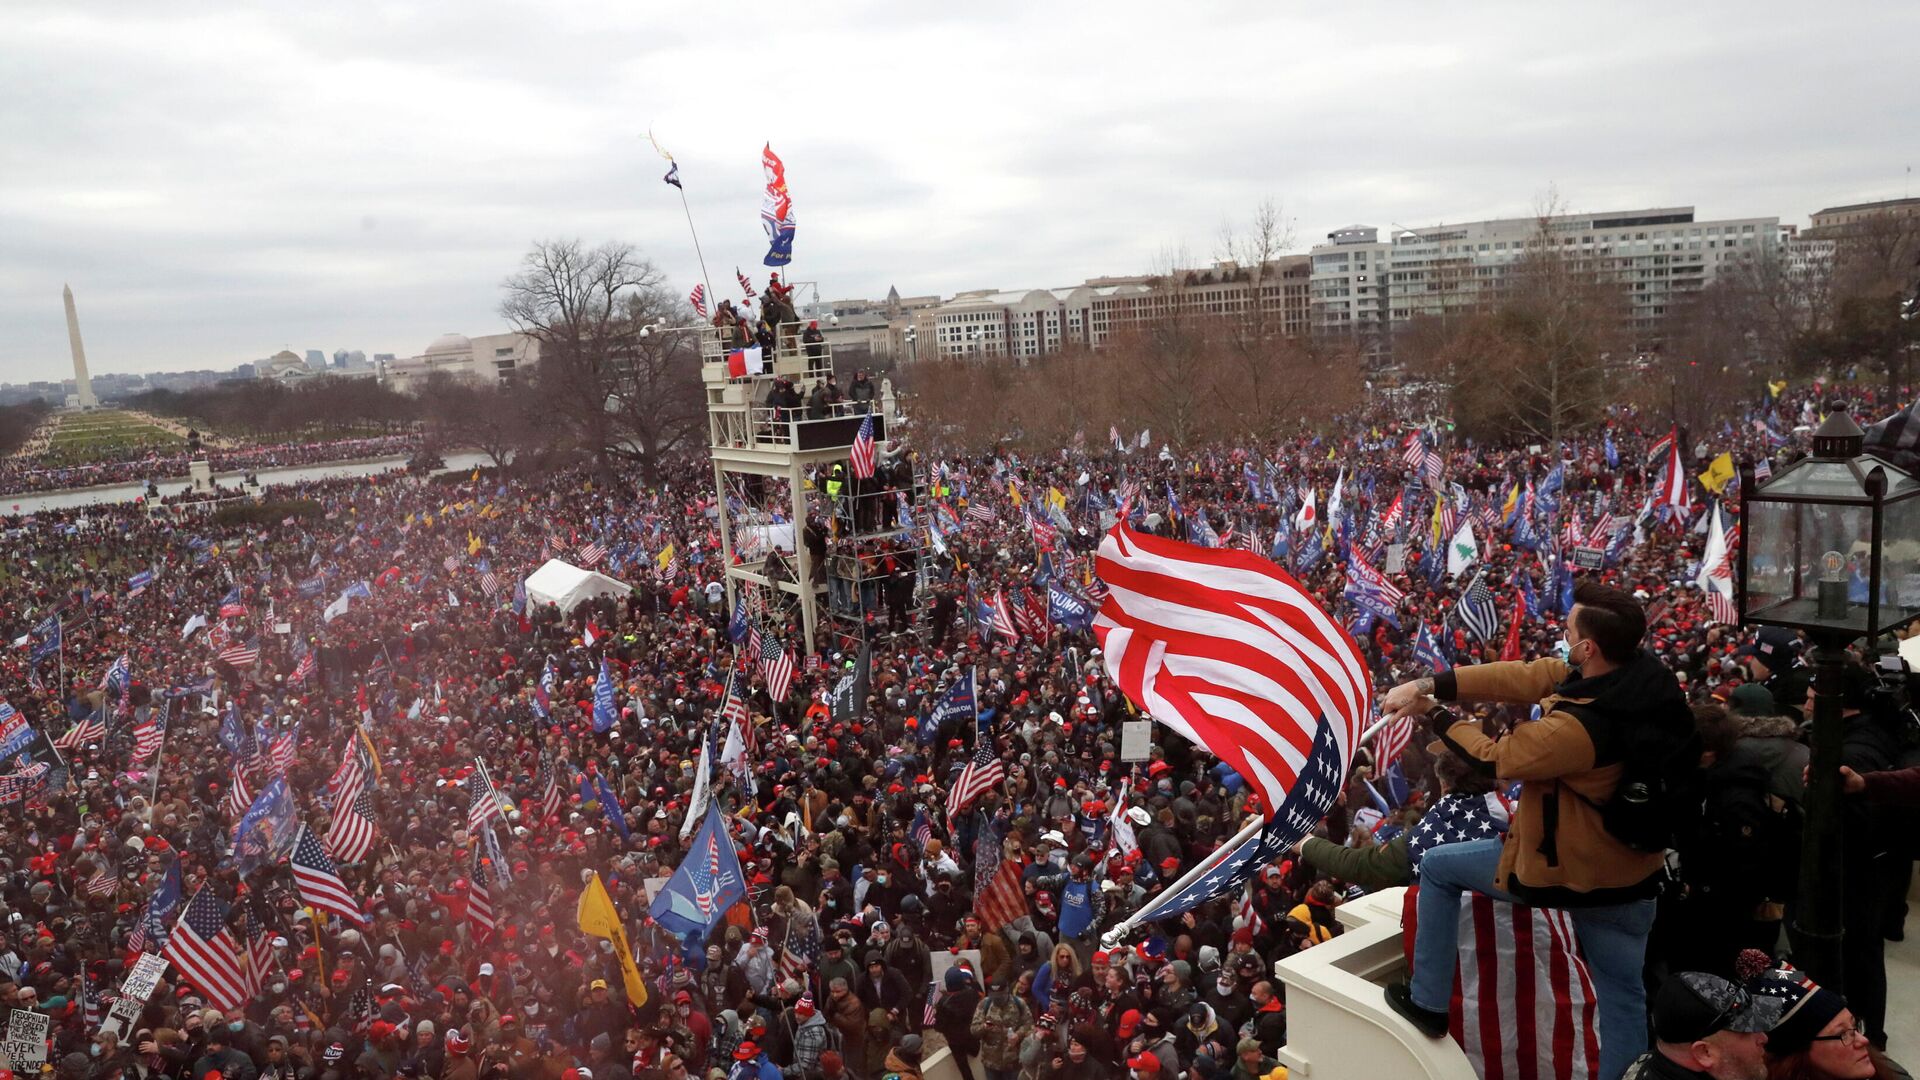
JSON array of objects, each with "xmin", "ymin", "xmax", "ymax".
[{"xmin": 2, "ymin": 0, "xmax": 1915, "ymax": 380}]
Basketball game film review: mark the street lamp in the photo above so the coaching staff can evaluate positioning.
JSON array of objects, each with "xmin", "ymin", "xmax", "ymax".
[{"xmin": 1738, "ymin": 410, "xmax": 1920, "ymax": 987}]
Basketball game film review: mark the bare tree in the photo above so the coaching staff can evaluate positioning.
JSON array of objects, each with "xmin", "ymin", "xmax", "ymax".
[
  {"xmin": 500, "ymin": 239, "xmax": 662, "ymax": 473},
  {"xmin": 605, "ymin": 289, "xmax": 707, "ymax": 477}
]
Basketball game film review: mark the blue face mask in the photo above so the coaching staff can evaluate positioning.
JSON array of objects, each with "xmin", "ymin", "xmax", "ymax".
[
  {"xmin": 230, "ymin": 1021, "xmax": 246, "ymax": 1032},
  {"xmin": 91, "ymin": 1046, "xmax": 103, "ymax": 1058}
]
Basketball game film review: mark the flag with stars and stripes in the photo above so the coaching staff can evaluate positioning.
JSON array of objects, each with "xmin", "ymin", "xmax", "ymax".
[
  {"xmin": 578, "ymin": 541, "xmax": 607, "ymax": 567},
  {"xmin": 466, "ymin": 844, "xmax": 497, "ymax": 941},
  {"xmin": 467, "ymin": 759, "xmax": 505, "ymax": 837},
  {"xmin": 758, "ymin": 631, "xmax": 795, "ymax": 703},
  {"xmin": 55, "ymin": 713, "xmax": 105, "ymax": 750},
  {"xmin": 1119, "ymin": 718, "xmax": 1349, "ymax": 927},
  {"xmin": 849, "ymin": 414, "xmax": 878, "ymax": 479},
  {"xmin": 163, "ymin": 886, "xmax": 248, "ymax": 1011},
  {"xmin": 1094, "ymin": 522, "xmax": 1370, "ymax": 831},
  {"xmin": 326, "ymin": 788, "xmax": 378, "ymax": 865},
  {"xmin": 221, "ymin": 766, "xmax": 254, "ymax": 822},
  {"xmin": 1407, "ymin": 791, "xmax": 1510, "ymax": 873},
  {"xmin": 290, "ymin": 650, "xmax": 317, "ymax": 687},
  {"xmin": 291, "ymin": 825, "xmax": 368, "ymax": 925},
  {"xmin": 132, "ymin": 706, "xmax": 167, "ymax": 764},
  {"xmin": 944, "ymin": 711, "xmax": 1003, "ymax": 821},
  {"xmin": 535, "ymin": 755, "xmax": 565, "ymax": 824}
]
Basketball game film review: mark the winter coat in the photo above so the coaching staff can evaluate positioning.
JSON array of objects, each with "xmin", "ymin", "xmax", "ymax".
[{"xmin": 1434, "ymin": 652, "xmax": 1679, "ymax": 905}]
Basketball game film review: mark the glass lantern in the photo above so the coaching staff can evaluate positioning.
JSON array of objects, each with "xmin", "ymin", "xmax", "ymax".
[{"xmin": 1740, "ymin": 412, "xmax": 1920, "ymax": 640}]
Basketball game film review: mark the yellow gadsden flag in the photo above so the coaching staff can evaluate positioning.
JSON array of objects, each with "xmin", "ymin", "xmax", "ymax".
[
  {"xmin": 1698, "ymin": 452, "xmax": 1736, "ymax": 495},
  {"xmin": 578, "ymin": 872, "xmax": 647, "ymax": 1007}
]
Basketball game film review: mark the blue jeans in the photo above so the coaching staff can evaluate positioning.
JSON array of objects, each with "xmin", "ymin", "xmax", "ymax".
[{"xmin": 1410, "ymin": 839, "xmax": 1657, "ymax": 1080}]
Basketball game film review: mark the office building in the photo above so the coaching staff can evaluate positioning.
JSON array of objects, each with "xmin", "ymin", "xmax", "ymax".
[{"xmin": 1309, "ymin": 207, "xmax": 1781, "ymax": 362}]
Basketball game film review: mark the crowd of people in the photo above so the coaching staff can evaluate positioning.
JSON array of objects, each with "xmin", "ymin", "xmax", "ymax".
[
  {"xmin": 0, "ymin": 377, "xmax": 1915, "ymax": 1080},
  {"xmin": 0, "ymin": 434, "xmax": 422, "ymax": 497}
]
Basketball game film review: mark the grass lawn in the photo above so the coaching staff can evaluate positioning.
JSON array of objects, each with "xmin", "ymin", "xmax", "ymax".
[{"xmin": 40, "ymin": 410, "xmax": 182, "ymax": 459}]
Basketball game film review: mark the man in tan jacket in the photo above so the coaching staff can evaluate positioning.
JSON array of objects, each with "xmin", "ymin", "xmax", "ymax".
[{"xmin": 1379, "ymin": 579, "xmax": 1686, "ymax": 1080}]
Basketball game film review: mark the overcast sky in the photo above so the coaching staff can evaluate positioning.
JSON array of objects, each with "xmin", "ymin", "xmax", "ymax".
[{"xmin": 4, "ymin": 1, "xmax": 1916, "ymax": 382}]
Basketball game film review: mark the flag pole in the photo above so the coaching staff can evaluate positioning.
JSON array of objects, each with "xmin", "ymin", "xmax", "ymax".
[
  {"xmin": 677, "ymin": 185, "xmax": 717, "ymax": 321},
  {"xmin": 1097, "ymin": 714, "xmax": 1400, "ymax": 948}
]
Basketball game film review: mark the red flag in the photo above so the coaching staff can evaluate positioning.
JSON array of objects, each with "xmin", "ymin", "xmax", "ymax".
[{"xmin": 1499, "ymin": 592, "xmax": 1526, "ymax": 662}]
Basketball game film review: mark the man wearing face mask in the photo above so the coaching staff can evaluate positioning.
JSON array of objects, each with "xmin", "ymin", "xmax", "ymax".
[{"xmin": 1377, "ymin": 579, "xmax": 1684, "ymax": 1080}]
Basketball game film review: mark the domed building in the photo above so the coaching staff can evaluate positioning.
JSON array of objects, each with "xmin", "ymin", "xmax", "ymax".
[
  {"xmin": 256, "ymin": 349, "xmax": 316, "ymax": 380},
  {"xmin": 381, "ymin": 330, "xmax": 539, "ymax": 395}
]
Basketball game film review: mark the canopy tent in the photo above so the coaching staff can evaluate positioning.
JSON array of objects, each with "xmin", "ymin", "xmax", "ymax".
[{"xmin": 523, "ymin": 559, "xmax": 631, "ymax": 614}]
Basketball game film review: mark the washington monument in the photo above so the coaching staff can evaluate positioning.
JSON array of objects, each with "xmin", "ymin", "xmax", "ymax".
[{"xmin": 63, "ymin": 283, "xmax": 98, "ymax": 409}]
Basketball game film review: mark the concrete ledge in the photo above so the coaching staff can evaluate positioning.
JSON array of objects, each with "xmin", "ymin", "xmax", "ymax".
[{"xmin": 1274, "ymin": 887, "xmax": 1477, "ymax": 1080}]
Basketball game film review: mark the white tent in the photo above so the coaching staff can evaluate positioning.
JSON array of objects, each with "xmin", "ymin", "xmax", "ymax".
[{"xmin": 523, "ymin": 559, "xmax": 631, "ymax": 614}]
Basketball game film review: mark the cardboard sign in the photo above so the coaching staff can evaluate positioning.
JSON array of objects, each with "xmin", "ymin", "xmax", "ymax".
[
  {"xmin": 99, "ymin": 947, "xmax": 169, "ymax": 1040},
  {"xmin": 1119, "ymin": 720, "xmax": 1153, "ymax": 762},
  {"xmin": 4, "ymin": 1008, "xmax": 49, "ymax": 1069},
  {"xmin": 1385, "ymin": 545, "xmax": 1407, "ymax": 574}
]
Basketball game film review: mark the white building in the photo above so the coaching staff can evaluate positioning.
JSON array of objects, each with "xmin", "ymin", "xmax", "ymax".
[
  {"xmin": 1309, "ymin": 207, "xmax": 1782, "ymax": 362},
  {"xmin": 380, "ymin": 332, "xmax": 540, "ymax": 395}
]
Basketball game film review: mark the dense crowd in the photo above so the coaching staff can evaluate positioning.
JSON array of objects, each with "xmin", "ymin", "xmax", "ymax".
[
  {"xmin": 0, "ymin": 379, "xmax": 1916, "ymax": 1080},
  {"xmin": 0, "ymin": 435, "xmax": 422, "ymax": 496}
]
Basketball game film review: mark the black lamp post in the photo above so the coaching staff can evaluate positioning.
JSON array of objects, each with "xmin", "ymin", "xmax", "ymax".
[{"xmin": 1737, "ymin": 411, "xmax": 1920, "ymax": 987}]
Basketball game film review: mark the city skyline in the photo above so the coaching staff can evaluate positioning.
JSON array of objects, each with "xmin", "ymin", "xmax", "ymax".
[{"xmin": 3, "ymin": 1, "xmax": 1916, "ymax": 382}]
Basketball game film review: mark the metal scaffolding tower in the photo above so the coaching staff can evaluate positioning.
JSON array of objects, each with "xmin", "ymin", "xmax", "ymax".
[{"xmin": 704, "ymin": 322, "xmax": 930, "ymax": 655}]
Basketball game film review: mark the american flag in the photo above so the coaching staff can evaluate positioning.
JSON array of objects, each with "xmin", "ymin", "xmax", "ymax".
[
  {"xmin": 777, "ymin": 944, "xmax": 812, "ymax": 989},
  {"xmin": 974, "ymin": 850, "xmax": 1027, "ymax": 933},
  {"xmin": 689, "ymin": 284, "xmax": 709, "ymax": 319},
  {"xmin": 534, "ymin": 756, "xmax": 565, "ymax": 823},
  {"xmin": 84, "ymin": 859, "xmax": 118, "ymax": 899},
  {"xmin": 923, "ymin": 982, "xmax": 945, "ymax": 1028},
  {"xmin": 1580, "ymin": 512, "xmax": 1613, "ymax": 550},
  {"xmin": 268, "ymin": 730, "xmax": 297, "ymax": 777},
  {"xmin": 328, "ymin": 738, "xmax": 369, "ymax": 811},
  {"xmin": 290, "ymin": 650, "xmax": 317, "ymax": 686},
  {"xmin": 218, "ymin": 641, "xmax": 260, "ymax": 669},
  {"xmin": 1092, "ymin": 521, "xmax": 1372, "ymax": 826},
  {"xmin": 849, "ymin": 414, "xmax": 877, "ymax": 479},
  {"xmin": 1372, "ymin": 714, "xmax": 1414, "ymax": 773},
  {"xmin": 54, "ymin": 713, "xmax": 105, "ymax": 749},
  {"xmin": 467, "ymin": 845, "xmax": 497, "ymax": 940},
  {"xmin": 1011, "ymin": 588, "xmax": 1045, "ymax": 640},
  {"xmin": 163, "ymin": 887, "xmax": 248, "ymax": 1011},
  {"xmin": 1451, "ymin": 894, "xmax": 1601, "ymax": 1080},
  {"xmin": 965, "ymin": 503, "xmax": 996, "ymax": 525},
  {"xmin": 1754, "ymin": 457, "xmax": 1772, "ymax": 483},
  {"xmin": 737, "ymin": 268, "xmax": 758, "ymax": 299},
  {"xmin": 467, "ymin": 759, "xmax": 504, "ymax": 837},
  {"xmin": 0, "ymin": 758, "xmax": 50, "ymax": 804},
  {"xmin": 291, "ymin": 825, "xmax": 367, "ymax": 925},
  {"xmin": 987, "ymin": 589, "xmax": 1019, "ymax": 641},
  {"xmin": 221, "ymin": 767, "xmax": 254, "ymax": 822},
  {"xmin": 132, "ymin": 712, "xmax": 166, "ymax": 763},
  {"xmin": 241, "ymin": 904, "xmax": 275, "ymax": 1000},
  {"xmin": 1561, "ymin": 511, "xmax": 1584, "ymax": 551},
  {"xmin": 326, "ymin": 789, "xmax": 378, "ymax": 865},
  {"xmin": 444, "ymin": 554, "xmax": 461, "ymax": 572},
  {"xmin": 578, "ymin": 541, "xmax": 607, "ymax": 567},
  {"xmin": 479, "ymin": 569, "xmax": 500, "ymax": 598},
  {"xmin": 1237, "ymin": 883, "xmax": 1268, "ymax": 938},
  {"xmin": 944, "ymin": 711, "xmax": 1003, "ymax": 821},
  {"xmin": 758, "ymin": 632, "xmax": 794, "ymax": 703}
]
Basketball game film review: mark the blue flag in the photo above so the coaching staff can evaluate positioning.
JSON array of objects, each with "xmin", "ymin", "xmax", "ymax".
[
  {"xmin": 143, "ymin": 856, "xmax": 183, "ymax": 951},
  {"xmin": 594, "ymin": 773, "xmax": 630, "ymax": 841},
  {"xmin": 650, "ymin": 801, "xmax": 747, "ymax": 944},
  {"xmin": 1413, "ymin": 624, "xmax": 1449, "ymax": 672},
  {"xmin": 231, "ymin": 777, "xmax": 296, "ymax": 874},
  {"xmin": 1604, "ymin": 432, "xmax": 1620, "ymax": 469},
  {"xmin": 29, "ymin": 616, "xmax": 60, "ymax": 664},
  {"xmin": 926, "ymin": 669, "xmax": 977, "ymax": 744},
  {"xmin": 1047, "ymin": 584, "xmax": 1095, "ymax": 632},
  {"xmin": 727, "ymin": 603, "xmax": 749, "ymax": 644},
  {"xmin": 592, "ymin": 658, "xmax": 617, "ymax": 733}
]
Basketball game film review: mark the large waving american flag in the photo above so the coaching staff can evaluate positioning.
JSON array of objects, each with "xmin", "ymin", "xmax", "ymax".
[{"xmin": 1093, "ymin": 522, "xmax": 1371, "ymax": 819}]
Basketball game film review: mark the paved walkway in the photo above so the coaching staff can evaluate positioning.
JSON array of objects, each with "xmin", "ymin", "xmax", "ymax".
[{"xmin": 1888, "ymin": 905, "xmax": 1918, "ymax": 1061}]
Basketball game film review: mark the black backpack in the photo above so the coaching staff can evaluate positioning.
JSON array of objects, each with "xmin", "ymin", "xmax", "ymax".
[
  {"xmin": 1564, "ymin": 699, "xmax": 1703, "ymax": 853},
  {"xmin": 1693, "ymin": 758, "xmax": 1800, "ymax": 901}
]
